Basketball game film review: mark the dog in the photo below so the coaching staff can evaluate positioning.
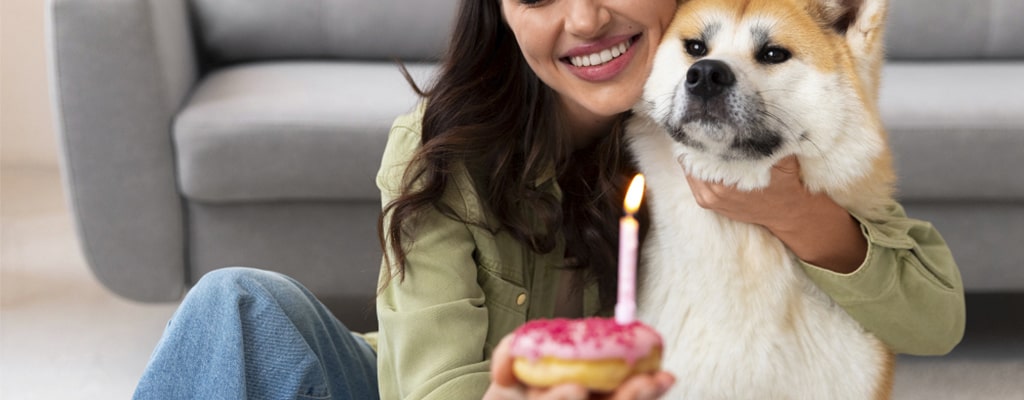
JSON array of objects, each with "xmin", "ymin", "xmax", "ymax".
[{"xmin": 627, "ymin": 0, "xmax": 895, "ymax": 398}]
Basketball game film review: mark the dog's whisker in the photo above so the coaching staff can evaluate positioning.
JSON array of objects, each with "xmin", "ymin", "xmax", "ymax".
[
  {"xmin": 756, "ymin": 104, "xmax": 840, "ymax": 178},
  {"xmin": 759, "ymin": 103, "xmax": 805, "ymax": 139},
  {"xmin": 756, "ymin": 108, "xmax": 800, "ymax": 141},
  {"xmin": 756, "ymin": 88, "xmax": 801, "ymax": 95}
]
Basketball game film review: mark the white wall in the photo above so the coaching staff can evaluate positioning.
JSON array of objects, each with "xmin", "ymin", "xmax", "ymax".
[{"xmin": 2, "ymin": 0, "xmax": 59, "ymax": 169}]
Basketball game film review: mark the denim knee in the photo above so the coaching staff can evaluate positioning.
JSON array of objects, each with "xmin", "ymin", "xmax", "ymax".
[
  {"xmin": 193, "ymin": 266, "xmax": 279, "ymax": 291},
  {"xmin": 190, "ymin": 266, "xmax": 291, "ymax": 300},
  {"xmin": 190, "ymin": 267, "xmax": 335, "ymax": 329}
]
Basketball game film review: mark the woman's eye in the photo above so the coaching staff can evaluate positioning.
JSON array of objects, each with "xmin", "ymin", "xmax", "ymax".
[
  {"xmin": 684, "ymin": 39, "xmax": 708, "ymax": 57},
  {"xmin": 758, "ymin": 46, "xmax": 792, "ymax": 64},
  {"xmin": 519, "ymin": 0, "xmax": 544, "ymax": 5}
]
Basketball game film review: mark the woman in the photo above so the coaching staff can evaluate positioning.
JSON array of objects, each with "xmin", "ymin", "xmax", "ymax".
[
  {"xmin": 134, "ymin": 0, "xmax": 965, "ymax": 399},
  {"xmin": 379, "ymin": 0, "xmax": 963, "ymax": 398}
]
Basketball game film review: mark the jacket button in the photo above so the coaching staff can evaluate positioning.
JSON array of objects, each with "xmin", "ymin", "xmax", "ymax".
[{"xmin": 516, "ymin": 293, "xmax": 527, "ymax": 305}]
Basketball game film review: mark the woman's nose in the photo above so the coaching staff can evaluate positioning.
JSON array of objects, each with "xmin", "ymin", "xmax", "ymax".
[{"xmin": 564, "ymin": 0, "xmax": 612, "ymax": 38}]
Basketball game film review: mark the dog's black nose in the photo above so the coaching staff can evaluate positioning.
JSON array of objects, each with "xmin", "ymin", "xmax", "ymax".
[{"xmin": 686, "ymin": 60, "xmax": 736, "ymax": 100}]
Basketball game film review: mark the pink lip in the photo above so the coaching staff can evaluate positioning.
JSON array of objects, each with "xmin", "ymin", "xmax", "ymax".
[{"xmin": 561, "ymin": 34, "xmax": 642, "ymax": 82}]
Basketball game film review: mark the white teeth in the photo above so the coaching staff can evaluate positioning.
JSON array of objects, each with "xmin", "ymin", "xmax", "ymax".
[{"xmin": 569, "ymin": 39, "xmax": 631, "ymax": 68}]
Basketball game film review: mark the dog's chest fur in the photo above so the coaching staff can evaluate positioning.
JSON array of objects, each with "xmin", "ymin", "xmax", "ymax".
[{"xmin": 628, "ymin": 117, "xmax": 890, "ymax": 399}]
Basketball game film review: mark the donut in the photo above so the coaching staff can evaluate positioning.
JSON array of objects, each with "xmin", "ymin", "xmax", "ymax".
[{"xmin": 509, "ymin": 317, "xmax": 663, "ymax": 392}]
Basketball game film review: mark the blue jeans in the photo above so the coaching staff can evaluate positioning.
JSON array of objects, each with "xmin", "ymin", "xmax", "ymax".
[{"xmin": 133, "ymin": 267, "xmax": 379, "ymax": 400}]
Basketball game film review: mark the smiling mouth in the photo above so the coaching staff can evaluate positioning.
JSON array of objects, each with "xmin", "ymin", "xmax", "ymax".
[{"xmin": 563, "ymin": 35, "xmax": 639, "ymax": 68}]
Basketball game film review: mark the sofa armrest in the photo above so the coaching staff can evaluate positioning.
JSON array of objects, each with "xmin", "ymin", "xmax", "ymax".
[{"xmin": 46, "ymin": 0, "xmax": 197, "ymax": 301}]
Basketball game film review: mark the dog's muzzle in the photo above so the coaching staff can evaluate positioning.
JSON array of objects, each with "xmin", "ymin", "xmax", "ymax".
[{"xmin": 668, "ymin": 60, "xmax": 784, "ymax": 159}]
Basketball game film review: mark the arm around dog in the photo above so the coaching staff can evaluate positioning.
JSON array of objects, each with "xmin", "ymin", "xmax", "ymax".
[
  {"xmin": 797, "ymin": 202, "xmax": 966, "ymax": 356},
  {"xmin": 683, "ymin": 157, "xmax": 965, "ymax": 355}
]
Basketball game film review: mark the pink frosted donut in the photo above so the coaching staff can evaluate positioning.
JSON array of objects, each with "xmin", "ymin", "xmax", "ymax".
[{"xmin": 509, "ymin": 317, "xmax": 663, "ymax": 392}]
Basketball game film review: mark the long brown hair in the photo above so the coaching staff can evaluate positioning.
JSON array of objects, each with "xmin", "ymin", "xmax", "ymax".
[{"xmin": 379, "ymin": 0, "xmax": 640, "ymax": 311}]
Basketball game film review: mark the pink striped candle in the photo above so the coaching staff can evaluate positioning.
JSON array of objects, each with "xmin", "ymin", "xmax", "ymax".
[{"xmin": 615, "ymin": 174, "xmax": 645, "ymax": 325}]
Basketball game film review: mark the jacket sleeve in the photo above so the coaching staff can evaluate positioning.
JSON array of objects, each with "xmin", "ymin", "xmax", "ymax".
[
  {"xmin": 374, "ymin": 113, "xmax": 493, "ymax": 400},
  {"xmin": 798, "ymin": 202, "xmax": 966, "ymax": 356}
]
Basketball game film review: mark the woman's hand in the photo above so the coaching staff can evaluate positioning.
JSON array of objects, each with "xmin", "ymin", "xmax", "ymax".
[
  {"xmin": 682, "ymin": 156, "xmax": 809, "ymax": 230},
  {"xmin": 484, "ymin": 335, "xmax": 675, "ymax": 400},
  {"xmin": 681, "ymin": 155, "xmax": 868, "ymax": 274}
]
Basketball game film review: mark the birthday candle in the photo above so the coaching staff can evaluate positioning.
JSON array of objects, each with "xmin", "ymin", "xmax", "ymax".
[{"xmin": 616, "ymin": 174, "xmax": 645, "ymax": 325}]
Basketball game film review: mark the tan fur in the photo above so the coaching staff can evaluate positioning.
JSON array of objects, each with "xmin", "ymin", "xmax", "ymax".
[{"xmin": 874, "ymin": 351, "xmax": 896, "ymax": 400}]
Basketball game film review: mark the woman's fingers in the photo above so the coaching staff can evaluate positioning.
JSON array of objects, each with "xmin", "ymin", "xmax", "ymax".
[
  {"xmin": 490, "ymin": 335, "xmax": 519, "ymax": 388},
  {"xmin": 594, "ymin": 371, "xmax": 675, "ymax": 400},
  {"xmin": 527, "ymin": 384, "xmax": 589, "ymax": 400},
  {"xmin": 771, "ymin": 155, "xmax": 801, "ymax": 176}
]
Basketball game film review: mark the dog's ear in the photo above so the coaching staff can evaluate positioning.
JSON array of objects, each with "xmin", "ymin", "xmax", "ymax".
[
  {"xmin": 807, "ymin": 0, "xmax": 883, "ymax": 32},
  {"xmin": 808, "ymin": 0, "xmax": 888, "ymax": 100}
]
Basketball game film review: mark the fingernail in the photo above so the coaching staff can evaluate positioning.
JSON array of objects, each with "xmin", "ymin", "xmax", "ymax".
[{"xmin": 658, "ymin": 375, "xmax": 676, "ymax": 394}]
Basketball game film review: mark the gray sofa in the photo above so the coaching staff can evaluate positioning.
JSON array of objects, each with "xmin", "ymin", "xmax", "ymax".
[{"xmin": 48, "ymin": 0, "xmax": 1023, "ymax": 333}]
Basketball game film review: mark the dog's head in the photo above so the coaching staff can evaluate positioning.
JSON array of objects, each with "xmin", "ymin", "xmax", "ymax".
[{"xmin": 636, "ymin": 0, "xmax": 891, "ymax": 192}]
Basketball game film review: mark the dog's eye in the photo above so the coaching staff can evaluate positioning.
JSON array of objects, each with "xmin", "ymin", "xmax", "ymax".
[
  {"xmin": 684, "ymin": 39, "xmax": 708, "ymax": 57},
  {"xmin": 758, "ymin": 46, "xmax": 792, "ymax": 64}
]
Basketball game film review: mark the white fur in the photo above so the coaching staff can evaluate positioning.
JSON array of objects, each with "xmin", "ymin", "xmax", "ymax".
[{"xmin": 629, "ymin": 2, "xmax": 892, "ymax": 398}]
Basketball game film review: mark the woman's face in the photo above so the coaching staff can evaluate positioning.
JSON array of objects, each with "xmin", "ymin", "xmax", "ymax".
[{"xmin": 501, "ymin": 0, "xmax": 677, "ymax": 137}]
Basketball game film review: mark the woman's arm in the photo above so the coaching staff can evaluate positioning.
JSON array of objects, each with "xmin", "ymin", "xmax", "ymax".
[
  {"xmin": 684, "ymin": 156, "xmax": 966, "ymax": 355},
  {"xmin": 797, "ymin": 202, "xmax": 965, "ymax": 355}
]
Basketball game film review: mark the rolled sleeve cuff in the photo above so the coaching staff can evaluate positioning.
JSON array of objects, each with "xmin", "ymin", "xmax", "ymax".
[{"xmin": 797, "ymin": 212, "xmax": 914, "ymax": 305}]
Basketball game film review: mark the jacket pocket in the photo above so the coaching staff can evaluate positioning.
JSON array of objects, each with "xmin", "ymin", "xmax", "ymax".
[{"xmin": 477, "ymin": 269, "xmax": 528, "ymax": 357}]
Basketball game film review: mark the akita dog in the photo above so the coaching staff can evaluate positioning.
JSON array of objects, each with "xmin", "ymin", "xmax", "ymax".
[{"xmin": 628, "ymin": 0, "xmax": 896, "ymax": 398}]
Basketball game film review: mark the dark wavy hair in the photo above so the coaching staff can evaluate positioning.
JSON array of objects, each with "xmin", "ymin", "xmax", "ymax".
[{"xmin": 378, "ymin": 0, "xmax": 643, "ymax": 311}]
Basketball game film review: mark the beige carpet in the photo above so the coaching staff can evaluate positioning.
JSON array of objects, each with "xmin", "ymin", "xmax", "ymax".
[{"xmin": 2, "ymin": 167, "xmax": 1021, "ymax": 399}]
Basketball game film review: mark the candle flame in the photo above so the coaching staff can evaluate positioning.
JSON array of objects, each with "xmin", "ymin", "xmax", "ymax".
[{"xmin": 624, "ymin": 174, "xmax": 645, "ymax": 214}]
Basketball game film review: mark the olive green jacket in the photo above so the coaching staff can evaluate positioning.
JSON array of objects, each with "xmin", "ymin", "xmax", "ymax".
[{"xmin": 373, "ymin": 106, "xmax": 966, "ymax": 400}]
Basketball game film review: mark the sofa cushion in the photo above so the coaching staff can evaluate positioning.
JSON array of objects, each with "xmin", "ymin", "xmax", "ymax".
[
  {"xmin": 190, "ymin": 0, "xmax": 458, "ymax": 64},
  {"xmin": 174, "ymin": 61, "xmax": 436, "ymax": 203},
  {"xmin": 886, "ymin": 0, "xmax": 1024, "ymax": 60},
  {"xmin": 880, "ymin": 62, "xmax": 1024, "ymax": 201}
]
